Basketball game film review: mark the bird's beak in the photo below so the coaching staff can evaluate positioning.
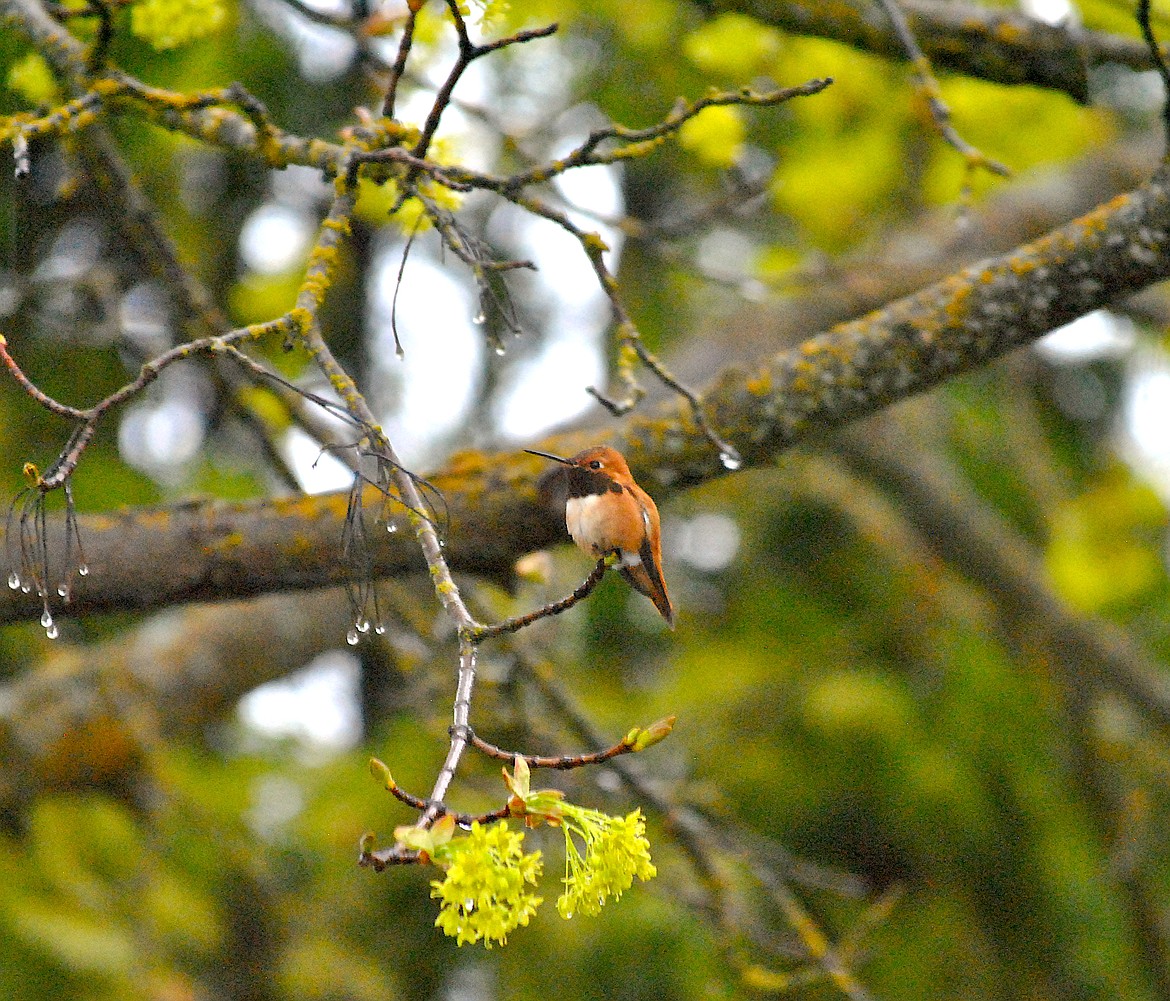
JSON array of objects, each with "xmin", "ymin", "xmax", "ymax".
[{"xmin": 524, "ymin": 448, "xmax": 573, "ymax": 465}]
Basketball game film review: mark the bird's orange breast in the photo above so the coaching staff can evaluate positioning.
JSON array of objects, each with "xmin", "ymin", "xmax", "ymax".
[{"xmin": 565, "ymin": 492, "xmax": 648, "ymax": 561}]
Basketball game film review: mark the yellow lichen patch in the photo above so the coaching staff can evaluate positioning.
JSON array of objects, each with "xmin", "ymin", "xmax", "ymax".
[
  {"xmin": 1007, "ymin": 255, "xmax": 1037, "ymax": 277},
  {"xmin": 993, "ymin": 22, "xmax": 1024, "ymax": 45},
  {"xmin": 138, "ymin": 510, "xmax": 173, "ymax": 530},
  {"xmin": 321, "ymin": 215, "xmax": 352, "ymax": 237},
  {"xmin": 272, "ymin": 492, "xmax": 349, "ymax": 521},
  {"xmin": 443, "ymin": 449, "xmax": 491, "ymax": 479},
  {"xmin": 207, "ymin": 531, "xmax": 244, "ymax": 553},
  {"xmin": 746, "ymin": 368, "xmax": 773, "ymax": 396},
  {"xmin": 1074, "ymin": 197, "xmax": 1125, "ymax": 238},
  {"xmin": 39, "ymin": 712, "xmax": 141, "ymax": 788},
  {"xmin": 90, "ymin": 77, "xmax": 123, "ymax": 99},
  {"xmin": 939, "ymin": 280, "xmax": 971, "ymax": 328},
  {"xmin": 284, "ymin": 533, "xmax": 316, "ymax": 558}
]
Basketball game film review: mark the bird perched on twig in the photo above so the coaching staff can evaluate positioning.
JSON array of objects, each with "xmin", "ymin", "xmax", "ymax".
[{"xmin": 526, "ymin": 446, "xmax": 674, "ymax": 628}]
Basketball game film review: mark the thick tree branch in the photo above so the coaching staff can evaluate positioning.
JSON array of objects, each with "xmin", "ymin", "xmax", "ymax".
[
  {"xmin": 0, "ymin": 589, "xmax": 352, "ymax": 806},
  {"xmin": 669, "ymin": 141, "xmax": 1156, "ymax": 380},
  {"xmin": 705, "ymin": 0, "xmax": 1165, "ymax": 103},
  {"xmin": 3, "ymin": 163, "xmax": 1170, "ymax": 622}
]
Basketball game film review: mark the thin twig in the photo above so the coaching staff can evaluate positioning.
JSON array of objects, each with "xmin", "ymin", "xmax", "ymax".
[
  {"xmin": 458, "ymin": 718, "xmax": 649, "ymax": 769},
  {"xmin": 874, "ymin": 0, "xmax": 1010, "ymax": 188},
  {"xmin": 470, "ymin": 557, "xmax": 608, "ymax": 641},
  {"xmin": 411, "ymin": 6, "xmax": 557, "ymax": 164},
  {"xmin": 381, "ymin": 3, "xmax": 417, "ymax": 119},
  {"xmin": 1139, "ymin": 0, "xmax": 1170, "ymax": 150}
]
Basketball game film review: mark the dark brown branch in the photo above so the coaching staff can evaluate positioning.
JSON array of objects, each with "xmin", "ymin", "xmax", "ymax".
[
  {"xmin": 458, "ymin": 716, "xmax": 666, "ymax": 769},
  {"xmin": 470, "ymin": 558, "xmax": 608, "ymax": 641},
  {"xmin": 1139, "ymin": 0, "xmax": 1170, "ymax": 148},
  {"xmin": 410, "ymin": 8, "xmax": 557, "ymax": 164},
  {"xmin": 380, "ymin": 3, "xmax": 417, "ymax": 119},
  {"xmin": 0, "ymin": 318, "xmax": 289, "ymax": 491}
]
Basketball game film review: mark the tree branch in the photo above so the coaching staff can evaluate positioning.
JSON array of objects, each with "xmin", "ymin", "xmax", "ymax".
[
  {"xmin": 5, "ymin": 161, "xmax": 1170, "ymax": 620},
  {"xmin": 704, "ymin": 0, "xmax": 1167, "ymax": 103}
]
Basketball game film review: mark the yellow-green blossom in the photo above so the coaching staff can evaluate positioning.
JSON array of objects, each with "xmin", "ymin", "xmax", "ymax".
[
  {"xmin": 430, "ymin": 821, "xmax": 543, "ymax": 947},
  {"xmin": 556, "ymin": 806, "xmax": 656, "ymax": 919},
  {"xmin": 678, "ymin": 104, "xmax": 745, "ymax": 169},
  {"xmin": 353, "ymin": 137, "xmax": 464, "ymax": 234},
  {"xmin": 131, "ymin": 0, "xmax": 227, "ymax": 50},
  {"xmin": 6, "ymin": 52, "xmax": 57, "ymax": 106}
]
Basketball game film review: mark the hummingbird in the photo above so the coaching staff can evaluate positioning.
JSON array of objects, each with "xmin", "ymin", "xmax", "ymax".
[{"xmin": 525, "ymin": 446, "xmax": 675, "ymax": 628}]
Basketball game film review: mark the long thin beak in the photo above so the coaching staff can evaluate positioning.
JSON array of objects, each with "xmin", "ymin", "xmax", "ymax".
[{"xmin": 524, "ymin": 448, "xmax": 573, "ymax": 465}]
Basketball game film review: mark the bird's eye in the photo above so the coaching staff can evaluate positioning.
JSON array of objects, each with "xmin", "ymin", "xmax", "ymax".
[{"xmin": 589, "ymin": 460, "xmax": 602, "ymax": 470}]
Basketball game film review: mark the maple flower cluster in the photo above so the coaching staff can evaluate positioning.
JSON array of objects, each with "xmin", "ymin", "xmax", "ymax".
[
  {"xmin": 430, "ymin": 821, "xmax": 543, "ymax": 948},
  {"xmin": 555, "ymin": 804, "xmax": 657, "ymax": 919},
  {"xmin": 130, "ymin": 0, "xmax": 227, "ymax": 50},
  {"xmin": 382, "ymin": 754, "xmax": 659, "ymax": 947}
]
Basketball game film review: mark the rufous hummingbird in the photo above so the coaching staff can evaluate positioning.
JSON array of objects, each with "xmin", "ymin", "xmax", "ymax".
[{"xmin": 525, "ymin": 446, "xmax": 675, "ymax": 628}]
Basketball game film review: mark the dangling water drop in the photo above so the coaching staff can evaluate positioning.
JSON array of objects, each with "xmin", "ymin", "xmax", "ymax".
[
  {"xmin": 45, "ymin": 622, "xmax": 59, "ymax": 640},
  {"xmin": 357, "ymin": 617, "xmax": 371, "ymax": 634},
  {"xmin": 472, "ymin": 311, "xmax": 486, "ymax": 326},
  {"xmin": 7, "ymin": 572, "xmax": 19, "ymax": 590},
  {"xmin": 719, "ymin": 449, "xmax": 743, "ymax": 471},
  {"xmin": 20, "ymin": 581, "xmax": 31, "ymax": 594},
  {"xmin": 374, "ymin": 622, "xmax": 387, "ymax": 636},
  {"xmin": 346, "ymin": 627, "xmax": 360, "ymax": 646},
  {"xmin": 40, "ymin": 609, "xmax": 53, "ymax": 629},
  {"xmin": 386, "ymin": 522, "xmax": 398, "ymax": 534},
  {"xmin": 57, "ymin": 584, "xmax": 69, "ymax": 598},
  {"xmin": 493, "ymin": 343, "xmax": 506, "ymax": 357},
  {"xmin": 77, "ymin": 563, "xmax": 89, "ymax": 576}
]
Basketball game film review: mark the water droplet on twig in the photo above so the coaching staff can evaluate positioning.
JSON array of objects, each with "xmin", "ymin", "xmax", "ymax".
[
  {"xmin": 374, "ymin": 622, "xmax": 387, "ymax": 635},
  {"xmin": 719, "ymin": 449, "xmax": 743, "ymax": 471},
  {"xmin": 77, "ymin": 564, "xmax": 90, "ymax": 576},
  {"xmin": 472, "ymin": 311, "xmax": 486, "ymax": 326},
  {"xmin": 45, "ymin": 623, "xmax": 59, "ymax": 640},
  {"xmin": 40, "ymin": 609, "xmax": 53, "ymax": 628},
  {"xmin": 346, "ymin": 627, "xmax": 360, "ymax": 646},
  {"xmin": 7, "ymin": 572, "xmax": 19, "ymax": 590}
]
